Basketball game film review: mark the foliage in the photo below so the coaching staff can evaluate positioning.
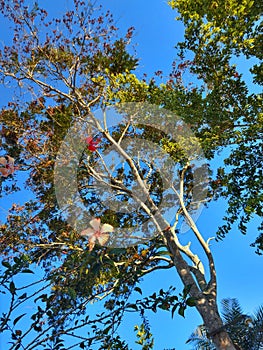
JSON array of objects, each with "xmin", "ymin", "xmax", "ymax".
[
  {"xmin": 134, "ymin": 312, "xmax": 154, "ymax": 350},
  {"xmin": 167, "ymin": 0, "xmax": 263, "ymax": 252},
  {"xmin": 0, "ymin": 0, "xmax": 262, "ymax": 349},
  {"xmin": 0, "ymin": 1, "xmax": 195, "ymax": 348}
]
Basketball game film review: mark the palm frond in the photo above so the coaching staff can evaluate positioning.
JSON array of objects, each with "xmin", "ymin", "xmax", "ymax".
[
  {"xmin": 221, "ymin": 298, "xmax": 244, "ymax": 325},
  {"xmin": 186, "ymin": 325, "xmax": 216, "ymax": 350},
  {"xmin": 187, "ymin": 299, "xmax": 263, "ymax": 350}
]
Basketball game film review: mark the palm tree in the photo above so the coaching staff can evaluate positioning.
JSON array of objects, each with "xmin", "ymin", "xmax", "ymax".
[{"xmin": 187, "ymin": 298, "xmax": 263, "ymax": 350}]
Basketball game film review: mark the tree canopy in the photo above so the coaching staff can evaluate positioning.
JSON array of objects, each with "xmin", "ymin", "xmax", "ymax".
[
  {"xmin": 168, "ymin": 0, "xmax": 263, "ymax": 251},
  {"xmin": 0, "ymin": 0, "xmax": 262, "ymax": 349}
]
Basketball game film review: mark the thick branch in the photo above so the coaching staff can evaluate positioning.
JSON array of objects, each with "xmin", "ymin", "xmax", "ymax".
[{"xmin": 172, "ymin": 164, "xmax": 217, "ymax": 292}]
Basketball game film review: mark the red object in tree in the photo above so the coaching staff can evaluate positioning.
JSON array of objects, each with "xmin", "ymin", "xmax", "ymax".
[{"xmin": 85, "ymin": 136, "xmax": 100, "ymax": 152}]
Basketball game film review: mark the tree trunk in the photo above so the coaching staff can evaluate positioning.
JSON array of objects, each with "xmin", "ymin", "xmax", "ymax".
[
  {"xmin": 196, "ymin": 297, "xmax": 236, "ymax": 350},
  {"xmin": 161, "ymin": 226, "xmax": 237, "ymax": 350}
]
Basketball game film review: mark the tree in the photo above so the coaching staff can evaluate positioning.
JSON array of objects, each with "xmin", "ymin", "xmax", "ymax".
[
  {"xmin": 167, "ymin": 0, "xmax": 263, "ymax": 252},
  {"xmin": 187, "ymin": 298, "xmax": 263, "ymax": 350},
  {"xmin": 0, "ymin": 0, "xmax": 261, "ymax": 349}
]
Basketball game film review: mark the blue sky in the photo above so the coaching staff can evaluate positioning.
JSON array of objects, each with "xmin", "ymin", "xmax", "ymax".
[{"xmin": 0, "ymin": 1, "xmax": 262, "ymax": 349}]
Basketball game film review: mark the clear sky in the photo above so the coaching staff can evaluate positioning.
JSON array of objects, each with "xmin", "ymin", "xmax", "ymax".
[{"xmin": 0, "ymin": 1, "xmax": 262, "ymax": 349}]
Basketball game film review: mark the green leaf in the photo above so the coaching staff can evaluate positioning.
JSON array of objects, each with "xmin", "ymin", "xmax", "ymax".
[
  {"xmin": 13, "ymin": 313, "xmax": 26, "ymax": 326},
  {"xmin": 18, "ymin": 293, "xmax": 27, "ymax": 300},
  {"xmin": 159, "ymin": 302, "xmax": 170, "ymax": 311},
  {"xmin": 103, "ymin": 325, "xmax": 112, "ymax": 334},
  {"xmin": 34, "ymin": 294, "xmax": 47, "ymax": 303},
  {"xmin": 2, "ymin": 261, "xmax": 11, "ymax": 269},
  {"xmin": 134, "ymin": 287, "xmax": 142, "ymax": 295},
  {"xmin": 14, "ymin": 257, "xmax": 21, "ymax": 264},
  {"xmin": 46, "ymin": 310, "xmax": 53, "ymax": 317},
  {"xmin": 186, "ymin": 297, "xmax": 196, "ymax": 307},
  {"xmin": 182, "ymin": 284, "xmax": 192, "ymax": 298},
  {"xmin": 128, "ymin": 303, "xmax": 138, "ymax": 311},
  {"xmin": 178, "ymin": 305, "xmax": 185, "ymax": 317},
  {"xmin": 151, "ymin": 292, "xmax": 157, "ymax": 299},
  {"xmin": 171, "ymin": 303, "xmax": 178, "ymax": 318},
  {"xmin": 9, "ymin": 281, "xmax": 16, "ymax": 294},
  {"xmin": 68, "ymin": 288, "xmax": 77, "ymax": 300},
  {"xmin": 156, "ymin": 250, "xmax": 172, "ymax": 257},
  {"xmin": 108, "ymin": 248, "xmax": 127, "ymax": 255},
  {"xmin": 21, "ymin": 269, "xmax": 34, "ymax": 274}
]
